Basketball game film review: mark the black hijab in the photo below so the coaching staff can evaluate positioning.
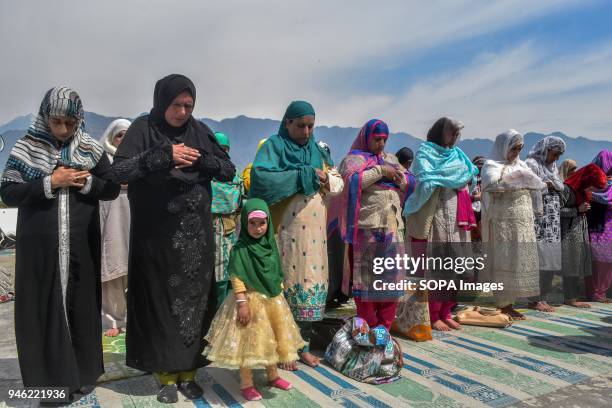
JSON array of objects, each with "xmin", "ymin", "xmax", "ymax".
[
  {"xmin": 150, "ymin": 74, "xmax": 196, "ymax": 137},
  {"xmin": 116, "ymin": 74, "xmax": 227, "ymax": 184}
]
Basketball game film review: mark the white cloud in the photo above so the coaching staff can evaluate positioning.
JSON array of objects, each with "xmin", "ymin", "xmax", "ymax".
[
  {"xmin": 3, "ymin": 0, "xmax": 608, "ymax": 141},
  {"xmin": 381, "ymin": 41, "xmax": 612, "ymax": 140}
]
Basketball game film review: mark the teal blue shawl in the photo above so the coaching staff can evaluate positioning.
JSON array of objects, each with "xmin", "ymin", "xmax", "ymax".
[
  {"xmin": 211, "ymin": 174, "xmax": 242, "ymax": 215},
  {"xmin": 250, "ymin": 101, "xmax": 333, "ymax": 205},
  {"xmin": 211, "ymin": 132, "xmax": 242, "ymax": 214},
  {"xmin": 403, "ymin": 141, "xmax": 478, "ymax": 216}
]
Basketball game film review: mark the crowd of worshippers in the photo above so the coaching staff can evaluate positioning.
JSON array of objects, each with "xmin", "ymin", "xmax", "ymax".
[{"xmin": 1, "ymin": 74, "xmax": 610, "ymax": 404}]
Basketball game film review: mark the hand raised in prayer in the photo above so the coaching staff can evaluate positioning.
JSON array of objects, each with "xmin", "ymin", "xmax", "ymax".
[
  {"xmin": 393, "ymin": 169, "xmax": 405, "ymax": 184},
  {"xmin": 382, "ymin": 165, "xmax": 404, "ymax": 184},
  {"xmin": 172, "ymin": 143, "xmax": 201, "ymax": 169},
  {"xmin": 237, "ymin": 302, "xmax": 251, "ymax": 326},
  {"xmin": 381, "ymin": 164, "xmax": 396, "ymax": 179},
  {"xmin": 51, "ymin": 166, "xmax": 91, "ymax": 189}
]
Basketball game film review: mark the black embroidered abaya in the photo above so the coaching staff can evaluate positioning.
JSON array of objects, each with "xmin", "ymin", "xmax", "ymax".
[{"xmin": 113, "ymin": 74, "xmax": 235, "ymax": 373}]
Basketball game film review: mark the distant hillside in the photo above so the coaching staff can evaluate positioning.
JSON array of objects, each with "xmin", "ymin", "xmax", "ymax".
[
  {"xmin": 0, "ymin": 114, "xmax": 33, "ymax": 134},
  {"xmin": 1, "ymin": 112, "xmax": 610, "ymax": 171}
]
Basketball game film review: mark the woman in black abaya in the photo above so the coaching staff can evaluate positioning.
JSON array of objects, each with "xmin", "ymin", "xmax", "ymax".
[
  {"xmin": 0, "ymin": 87, "xmax": 120, "ymax": 399},
  {"xmin": 113, "ymin": 74, "xmax": 235, "ymax": 403}
]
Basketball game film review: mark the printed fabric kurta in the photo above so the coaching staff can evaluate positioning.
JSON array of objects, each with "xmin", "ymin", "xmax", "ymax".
[
  {"xmin": 429, "ymin": 187, "xmax": 472, "ymax": 244},
  {"xmin": 336, "ymin": 145, "xmax": 410, "ymax": 330},
  {"xmin": 588, "ymin": 200, "xmax": 612, "ymax": 300},
  {"xmin": 590, "ymin": 203, "xmax": 612, "ymax": 264},
  {"xmin": 275, "ymin": 193, "xmax": 329, "ymax": 321},
  {"xmin": 560, "ymin": 186, "xmax": 592, "ymax": 278},
  {"xmin": 348, "ymin": 171, "xmax": 407, "ymax": 299},
  {"xmin": 211, "ymin": 174, "xmax": 242, "ymax": 286},
  {"xmin": 587, "ymin": 150, "xmax": 611, "ymax": 301},
  {"xmin": 479, "ymin": 130, "xmax": 545, "ymax": 307},
  {"xmin": 0, "ymin": 155, "xmax": 119, "ymax": 393},
  {"xmin": 249, "ymin": 101, "xmax": 337, "ymax": 345},
  {"xmin": 426, "ymin": 187, "xmax": 471, "ymax": 319},
  {"xmin": 526, "ymin": 154, "xmax": 563, "ymax": 272},
  {"xmin": 533, "ymin": 192, "xmax": 562, "ymax": 271},
  {"xmin": 483, "ymin": 190, "xmax": 540, "ymax": 306},
  {"xmin": 212, "ymin": 216, "xmax": 238, "ymax": 283}
]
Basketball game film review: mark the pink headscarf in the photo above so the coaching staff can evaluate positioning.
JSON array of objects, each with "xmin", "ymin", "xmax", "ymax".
[{"xmin": 248, "ymin": 210, "xmax": 267, "ymax": 220}]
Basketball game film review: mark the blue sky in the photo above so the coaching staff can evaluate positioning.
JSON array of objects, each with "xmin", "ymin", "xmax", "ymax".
[
  {"xmin": 0, "ymin": 0, "xmax": 611, "ymax": 140},
  {"xmin": 341, "ymin": 1, "xmax": 612, "ymax": 96}
]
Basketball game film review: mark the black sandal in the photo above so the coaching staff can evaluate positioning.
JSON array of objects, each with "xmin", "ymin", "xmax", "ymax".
[
  {"xmin": 157, "ymin": 384, "xmax": 178, "ymax": 404},
  {"xmin": 178, "ymin": 381, "xmax": 203, "ymax": 400},
  {"xmin": 40, "ymin": 394, "xmax": 74, "ymax": 406}
]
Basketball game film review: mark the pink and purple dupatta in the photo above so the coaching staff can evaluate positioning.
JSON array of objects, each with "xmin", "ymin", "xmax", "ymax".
[{"xmin": 331, "ymin": 119, "xmax": 415, "ymax": 245}]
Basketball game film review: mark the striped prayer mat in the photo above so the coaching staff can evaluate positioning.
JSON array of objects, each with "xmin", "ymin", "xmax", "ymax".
[{"xmin": 73, "ymin": 303, "xmax": 612, "ymax": 407}]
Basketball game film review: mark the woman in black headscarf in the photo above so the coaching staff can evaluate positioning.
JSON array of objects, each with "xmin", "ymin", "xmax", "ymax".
[{"xmin": 113, "ymin": 74, "xmax": 235, "ymax": 403}]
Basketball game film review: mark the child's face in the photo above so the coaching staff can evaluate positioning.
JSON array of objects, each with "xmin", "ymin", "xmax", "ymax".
[{"xmin": 247, "ymin": 217, "xmax": 268, "ymax": 239}]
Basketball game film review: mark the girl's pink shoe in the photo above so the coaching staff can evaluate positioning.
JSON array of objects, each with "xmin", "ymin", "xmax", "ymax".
[
  {"xmin": 269, "ymin": 377, "xmax": 292, "ymax": 390},
  {"xmin": 241, "ymin": 386, "xmax": 262, "ymax": 401}
]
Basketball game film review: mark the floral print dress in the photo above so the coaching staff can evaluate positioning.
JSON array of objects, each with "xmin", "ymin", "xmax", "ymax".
[{"xmin": 276, "ymin": 193, "xmax": 329, "ymax": 322}]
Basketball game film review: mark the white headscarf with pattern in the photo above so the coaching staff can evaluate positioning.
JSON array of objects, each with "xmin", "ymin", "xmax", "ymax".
[{"xmin": 525, "ymin": 135, "xmax": 566, "ymax": 191}]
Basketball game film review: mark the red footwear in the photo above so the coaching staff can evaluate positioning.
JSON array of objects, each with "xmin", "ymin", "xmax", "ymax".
[
  {"xmin": 241, "ymin": 386, "xmax": 262, "ymax": 401},
  {"xmin": 269, "ymin": 377, "xmax": 293, "ymax": 390}
]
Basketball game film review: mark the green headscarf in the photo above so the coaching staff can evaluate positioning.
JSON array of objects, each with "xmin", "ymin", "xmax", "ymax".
[
  {"xmin": 249, "ymin": 101, "xmax": 333, "ymax": 205},
  {"xmin": 228, "ymin": 198, "xmax": 284, "ymax": 297},
  {"xmin": 214, "ymin": 132, "xmax": 230, "ymax": 148}
]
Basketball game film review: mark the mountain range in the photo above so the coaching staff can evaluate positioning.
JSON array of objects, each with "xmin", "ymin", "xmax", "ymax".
[{"xmin": 0, "ymin": 112, "xmax": 610, "ymax": 172}]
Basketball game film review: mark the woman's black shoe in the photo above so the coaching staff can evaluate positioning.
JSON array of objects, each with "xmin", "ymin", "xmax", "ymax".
[
  {"xmin": 157, "ymin": 384, "xmax": 178, "ymax": 404},
  {"xmin": 77, "ymin": 385, "xmax": 95, "ymax": 396},
  {"xmin": 178, "ymin": 381, "xmax": 203, "ymax": 400},
  {"xmin": 39, "ymin": 394, "xmax": 74, "ymax": 406}
]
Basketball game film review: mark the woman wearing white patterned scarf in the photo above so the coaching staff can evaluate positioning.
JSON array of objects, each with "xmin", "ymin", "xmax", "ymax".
[
  {"xmin": 481, "ymin": 130, "xmax": 545, "ymax": 320},
  {"xmin": 0, "ymin": 87, "xmax": 120, "ymax": 399},
  {"xmin": 525, "ymin": 135, "xmax": 566, "ymax": 312}
]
